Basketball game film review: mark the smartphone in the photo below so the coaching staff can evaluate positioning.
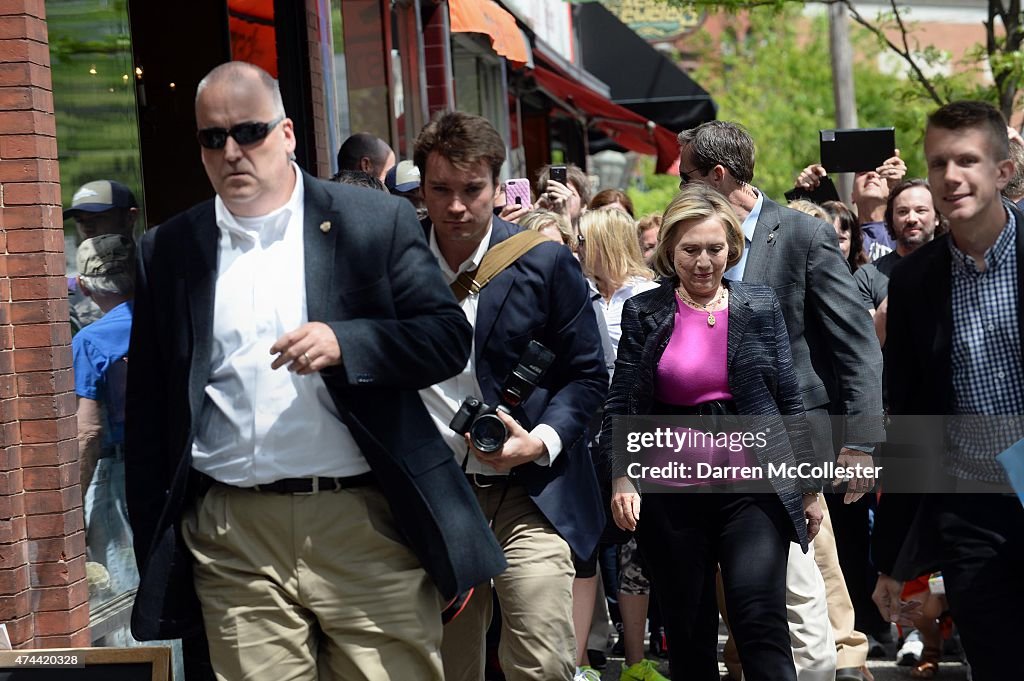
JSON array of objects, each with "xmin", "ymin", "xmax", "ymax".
[
  {"xmin": 820, "ymin": 128, "xmax": 896, "ymax": 173},
  {"xmin": 504, "ymin": 178, "xmax": 533, "ymax": 210},
  {"xmin": 550, "ymin": 165, "xmax": 567, "ymax": 186}
]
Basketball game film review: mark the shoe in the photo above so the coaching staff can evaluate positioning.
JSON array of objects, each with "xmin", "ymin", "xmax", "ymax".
[
  {"xmin": 648, "ymin": 626, "xmax": 669, "ymax": 658},
  {"xmin": 620, "ymin": 659, "xmax": 669, "ymax": 681},
  {"xmin": 574, "ymin": 666, "xmax": 601, "ymax": 681},
  {"xmin": 866, "ymin": 633, "xmax": 889, "ymax": 659},
  {"xmin": 909, "ymin": 645, "xmax": 941, "ymax": 679},
  {"xmin": 897, "ymin": 629, "xmax": 924, "ymax": 666},
  {"xmin": 836, "ymin": 667, "xmax": 870, "ymax": 681},
  {"xmin": 587, "ymin": 649, "xmax": 607, "ymax": 670}
]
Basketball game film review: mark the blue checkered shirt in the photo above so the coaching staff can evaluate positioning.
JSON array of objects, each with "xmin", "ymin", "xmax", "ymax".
[{"xmin": 948, "ymin": 206, "xmax": 1024, "ymax": 482}]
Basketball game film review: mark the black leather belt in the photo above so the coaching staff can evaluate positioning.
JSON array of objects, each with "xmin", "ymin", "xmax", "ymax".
[{"xmin": 250, "ymin": 472, "xmax": 376, "ymax": 495}]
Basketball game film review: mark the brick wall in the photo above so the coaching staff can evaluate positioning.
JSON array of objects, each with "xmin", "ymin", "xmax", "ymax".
[
  {"xmin": 306, "ymin": 0, "xmax": 330, "ymax": 179},
  {"xmin": 0, "ymin": 0, "xmax": 89, "ymax": 648},
  {"xmin": 424, "ymin": 2, "xmax": 454, "ymax": 116}
]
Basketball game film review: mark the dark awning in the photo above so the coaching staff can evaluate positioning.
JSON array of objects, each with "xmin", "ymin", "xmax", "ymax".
[{"xmin": 575, "ymin": 2, "xmax": 716, "ymax": 134}]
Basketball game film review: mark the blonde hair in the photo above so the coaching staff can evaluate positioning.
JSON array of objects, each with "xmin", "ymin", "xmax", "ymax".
[
  {"xmin": 580, "ymin": 207, "xmax": 653, "ymax": 289},
  {"xmin": 652, "ymin": 185, "xmax": 745, "ymax": 279},
  {"xmin": 519, "ymin": 209, "xmax": 573, "ymax": 246},
  {"xmin": 787, "ymin": 199, "xmax": 830, "ymax": 222}
]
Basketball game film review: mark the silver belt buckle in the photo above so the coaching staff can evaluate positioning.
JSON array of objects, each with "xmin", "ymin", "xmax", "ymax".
[{"xmin": 471, "ymin": 473, "xmax": 494, "ymax": 489}]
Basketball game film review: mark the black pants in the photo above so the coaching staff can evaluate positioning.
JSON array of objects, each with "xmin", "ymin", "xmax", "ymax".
[
  {"xmin": 931, "ymin": 493, "xmax": 1024, "ymax": 681},
  {"xmin": 638, "ymin": 492, "xmax": 796, "ymax": 681}
]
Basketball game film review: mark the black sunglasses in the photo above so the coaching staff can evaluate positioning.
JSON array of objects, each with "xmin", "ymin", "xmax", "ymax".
[{"xmin": 197, "ymin": 116, "xmax": 284, "ymax": 150}]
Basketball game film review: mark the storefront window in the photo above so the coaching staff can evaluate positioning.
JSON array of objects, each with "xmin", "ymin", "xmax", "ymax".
[{"xmin": 335, "ymin": 1, "xmax": 393, "ymax": 145}]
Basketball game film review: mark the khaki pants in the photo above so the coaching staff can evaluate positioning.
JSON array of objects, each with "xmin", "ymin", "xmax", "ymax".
[
  {"xmin": 183, "ymin": 483, "xmax": 443, "ymax": 681},
  {"xmin": 441, "ymin": 483, "xmax": 576, "ymax": 681}
]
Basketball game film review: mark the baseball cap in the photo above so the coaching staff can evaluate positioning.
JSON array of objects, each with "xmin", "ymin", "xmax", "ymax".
[
  {"xmin": 64, "ymin": 180, "xmax": 138, "ymax": 219},
  {"xmin": 385, "ymin": 160, "xmax": 421, "ymax": 193},
  {"xmin": 76, "ymin": 234, "xmax": 135, "ymax": 277}
]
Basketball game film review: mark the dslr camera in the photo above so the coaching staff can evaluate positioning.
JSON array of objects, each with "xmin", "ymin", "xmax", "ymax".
[{"xmin": 449, "ymin": 340, "xmax": 555, "ymax": 453}]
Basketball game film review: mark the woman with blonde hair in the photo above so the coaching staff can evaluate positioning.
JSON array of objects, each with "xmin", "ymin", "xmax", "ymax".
[{"xmin": 519, "ymin": 209, "xmax": 574, "ymax": 247}]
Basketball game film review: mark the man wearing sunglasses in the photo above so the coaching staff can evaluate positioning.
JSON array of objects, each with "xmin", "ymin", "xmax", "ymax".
[{"xmin": 124, "ymin": 61, "xmax": 505, "ymax": 681}]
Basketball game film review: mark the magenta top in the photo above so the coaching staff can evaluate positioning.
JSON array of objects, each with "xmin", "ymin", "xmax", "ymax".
[
  {"xmin": 655, "ymin": 299, "xmax": 733, "ymax": 405},
  {"xmin": 644, "ymin": 297, "xmax": 758, "ymax": 487}
]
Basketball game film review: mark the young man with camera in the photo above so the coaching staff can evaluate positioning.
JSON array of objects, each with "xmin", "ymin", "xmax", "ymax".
[{"xmin": 415, "ymin": 111, "xmax": 609, "ymax": 681}]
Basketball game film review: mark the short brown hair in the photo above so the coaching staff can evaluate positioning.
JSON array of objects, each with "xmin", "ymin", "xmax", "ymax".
[
  {"xmin": 927, "ymin": 101, "xmax": 1009, "ymax": 161},
  {"xmin": 652, "ymin": 185, "xmax": 744, "ymax": 279},
  {"xmin": 414, "ymin": 111, "xmax": 506, "ymax": 184},
  {"xmin": 677, "ymin": 121, "xmax": 756, "ymax": 184},
  {"xmin": 637, "ymin": 213, "xmax": 661, "ymax": 237}
]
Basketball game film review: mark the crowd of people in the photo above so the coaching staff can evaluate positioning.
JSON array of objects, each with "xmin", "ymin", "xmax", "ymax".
[{"xmin": 65, "ymin": 60, "xmax": 1022, "ymax": 681}]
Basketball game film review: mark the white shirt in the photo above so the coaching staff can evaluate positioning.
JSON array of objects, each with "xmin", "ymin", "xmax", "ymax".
[
  {"xmin": 419, "ymin": 225, "xmax": 562, "ymax": 474},
  {"xmin": 191, "ymin": 165, "xmax": 369, "ymax": 485},
  {"xmin": 598, "ymin": 276, "xmax": 660, "ymax": 355}
]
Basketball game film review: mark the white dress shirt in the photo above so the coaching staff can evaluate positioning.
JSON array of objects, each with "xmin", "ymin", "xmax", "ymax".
[
  {"xmin": 191, "ymin": 165, "xmax": 370, "ymax": 485},
  {"xmin": 419, "ymin": 225, "xmax": 562, "ymax": 474},
  {"xmin": 598, "ymin": 276, "xmax": 660, "ymax": 355}
]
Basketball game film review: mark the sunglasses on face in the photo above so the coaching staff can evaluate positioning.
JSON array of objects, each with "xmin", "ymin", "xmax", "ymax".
[{"xmin": 196, "ymin": 116, "xmax": 285, "ymax": 150}]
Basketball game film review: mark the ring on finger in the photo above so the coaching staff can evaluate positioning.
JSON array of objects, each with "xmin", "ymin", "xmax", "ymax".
[{"xmin": 303, "ymin": 352, "xmax": 312, "ymax": 364}]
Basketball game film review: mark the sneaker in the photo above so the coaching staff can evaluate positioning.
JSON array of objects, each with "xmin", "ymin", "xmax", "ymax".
[
  {"xmin": 620, "ymin": 659, "xmax": 669, "ymax": 681},
  {"xmin": 574, "ymin": 666, "xmax": 601, "ymax": 681},
  {"xmin": 587, "ymin": 649, "xmax": 607, "ymax": 670},
  {"xmin": 897, "ymin": 629, "xmax": 924, "ymax": 666}
]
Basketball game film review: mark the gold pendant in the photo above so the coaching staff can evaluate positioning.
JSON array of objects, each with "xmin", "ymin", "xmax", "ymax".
[{"xmin": 707, "ymin": 312, "xmax": 716, "ymax": 327}]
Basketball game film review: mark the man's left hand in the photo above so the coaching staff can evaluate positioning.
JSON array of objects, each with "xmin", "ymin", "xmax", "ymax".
[
  {"xmin": 469, "ymin": 409, "xmax": 546, "ymax": 472},
  {"xmin": 834, "ymin": 447, "xmax": 875, "ymax": 504},
  {"xmin": 270, "ymin": 322, "xmax": 342, "ymax": 375}
]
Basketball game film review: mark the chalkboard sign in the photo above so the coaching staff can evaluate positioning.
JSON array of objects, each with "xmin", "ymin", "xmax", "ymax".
[{"xmin": 0, "ymin": 647, "xmax": 170, "ymax": 680}]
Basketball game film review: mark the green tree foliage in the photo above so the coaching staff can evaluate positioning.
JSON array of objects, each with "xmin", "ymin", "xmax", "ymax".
[{"xmin": 686, "ymin": 7, "xmax": 936, "ymax": 201}]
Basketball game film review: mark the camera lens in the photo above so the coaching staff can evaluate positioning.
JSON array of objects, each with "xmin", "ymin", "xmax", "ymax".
[{"xmin": 471, "ymin": 414, "xmax": 508, "ymax": 453}]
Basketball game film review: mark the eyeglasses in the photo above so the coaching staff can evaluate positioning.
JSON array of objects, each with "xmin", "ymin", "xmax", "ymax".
[
  {"xmin": 678, "ymin": 166, "xmax": 703, "ymax": 189},
  {"xmin": 197, "ymin": 116, "xmax": 285, "ymax": 150}
]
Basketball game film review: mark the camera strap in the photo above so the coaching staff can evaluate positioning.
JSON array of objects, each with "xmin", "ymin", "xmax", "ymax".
[{"xmin": 450, "ymin": 231, "xmax": 550, "ymax": 303}]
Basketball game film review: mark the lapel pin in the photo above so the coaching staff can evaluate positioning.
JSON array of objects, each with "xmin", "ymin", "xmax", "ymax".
[
  {"xmin": 319, "ymin": 221, "xmax": 332, "ymax": 234},
  {"xmin": 767, "ymin": 233, "xmax": 775, "ymax": 243}
]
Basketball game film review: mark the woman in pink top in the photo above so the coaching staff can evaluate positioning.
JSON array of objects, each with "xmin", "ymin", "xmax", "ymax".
[{"xmin": 599, "ymin": 185, "xmax": 823, "ymax": 681}]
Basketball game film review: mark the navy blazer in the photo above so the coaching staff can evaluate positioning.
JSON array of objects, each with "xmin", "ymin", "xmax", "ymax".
[
  {"xmin": 430, "ymin": 216, "xmax": 609, "ymax": 560},
  {"xmin": 125, "ymin": 173, "xmax": 507, "ymax": 640},
  {"xmin": 599, "ymin": 279, "xmax": 819, "ymax": 550}
]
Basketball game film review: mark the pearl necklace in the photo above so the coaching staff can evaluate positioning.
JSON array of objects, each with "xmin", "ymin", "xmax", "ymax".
[{"xmin": 675, "ymin": 285, "xmax": 726, "ymax": 327}]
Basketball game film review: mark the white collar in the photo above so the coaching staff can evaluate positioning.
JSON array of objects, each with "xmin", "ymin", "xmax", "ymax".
[{"xmin": 215, "ymin": 163, "xmax": 303, "ymax": 245}]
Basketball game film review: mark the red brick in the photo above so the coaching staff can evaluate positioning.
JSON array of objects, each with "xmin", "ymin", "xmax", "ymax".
[
  {"xmin": 32, "ymin": 601, "xmax": 89, "ymax": 637},
  {"xmin": 0, "ymin": 1, "xmax": 46, "ymax": 19},
  {"xmin": 31, "ymin": 578, "xmax": 88, "ymax": 612},
  {"xmin": 0, "ymin": 158, "xmax": 58, "ymax": 182},
  {"xmin": 0, "ymin": 60, "xmax": 49, "ymax": 89},
  {"xmin": 0, "ymin": 397, "xmax": 15, "ymax": 423},
  {"xmin": 0, "ymin": 38, "xmax": 49, "ymax": 66},
  {"xmin": 2, "ymin": 181, "xmax": 60, "ymax": 206},
  {"xmin": 31, "ymin": 554, "xmax": 85, "ymax": 589},
  {"xmin": 34, "ymin": 630, "xmax": 93, "ymax": 648},
  {"xmin": 0, "ymin": 486, "xmax": 23, "ymax": 517},
  {"xmin": 17, "ymin": 367, "xmax": 71, "ymax": 395},
  {"xmin": 22, "ymin": 487, "xmax": 77, "ymax": 515},
  {"xmin": 16, "ymin": 414, "xmax": 75, "ymax": 443},
  {"xmin": 17, "ymin": 393, "xmax": 76, "ymax": 421},
  {"xmin": 0, "ymin": 15, "xmax": 46, "ymax": 41},
  {"xmin": 0, "ymin": 328, "xmax": 13, "ymax": 351},
  {"xmin": 21, "ymin": 461, "xmax": 77, "ymax": 490},
  {"xmin": 14, "ymin": 345, "xmax": 71, "ymax": 373},
  {"xmin": 0, "ymin": 352, "xmax": 13, "ymax": 377},
  {"xmin": 9, "ymin": 275, "xmax": 66, "ymax": 301},
  {"xmin": 19, "ymin": 439, "xmax": 77, "ymax": 467},
  {"xmin": 8, "ymin": 299, "xmax": 66, "ymax": 325},
  {"xmin": 0, "ymin": 278, "xmax": 10, "ymax": 301},
  {"xmin": 25, "ymin": 509, "xmax": 82, "ymax": 539},
  {"xmin": 13, "ymin": 322, "xmax": 69, "ymax": 349},
  {"xmin": 0, "ymin": 108, "xmax": 53, "ymax": 135},
  {"xmin": 0, "ymin": 514, "xmax": 26, "ymax": 543},
  {"xmin": 0, "ymin": 590, "xmax": 30, "ymax": 621},
  {"xmin": 0, "ymin": 565, "xmax": 30, "ymax": 595},
  {"xmin": 0, "ymin": 467, "xmax": 23, "ymax": 495},
  {"xmin": 1, "ymin": 205, "xmax": 62, "ymax": 229},
  {"xmin": 6, "ymin": 252, "xmax": 64, "ymax": 277},
  {"xmin": 25, "ymin": 530, "xmax": 85, "ymax": 563},
  {"xmin": 0, "ymin": 444, "xmax": 21, "ymax": 471},
  {"xmin": 0, "ymin": 374, "xmax": 15, "ymax": 399},
  {"xmin": 3, "ymin": 612, "xmax": 33, "ymax": 647},
  {"xmin": 5, "ymin": 228, "xmax": 64, "ymax": 253},
  {"xmin": 2, "ymin": 421, "xmax": 20, "ymax": 447}
]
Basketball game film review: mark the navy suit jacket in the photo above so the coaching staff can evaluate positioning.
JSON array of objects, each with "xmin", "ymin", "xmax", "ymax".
[
  {"xmin": 600, "ymin": 280, "xmax": 818, "ymax": 549},
  {"xmin": 125, "ymin": 172, "xmax": 507, "ymax": 640},
  {"xmin": 431, "ymin": 216, "xmax": 609, "ymax": 560}
]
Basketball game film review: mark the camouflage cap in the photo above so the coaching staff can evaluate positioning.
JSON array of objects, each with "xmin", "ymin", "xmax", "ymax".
[{"xmin": 76, "ymin": 234, "xmax": 135, "ymax": 277}]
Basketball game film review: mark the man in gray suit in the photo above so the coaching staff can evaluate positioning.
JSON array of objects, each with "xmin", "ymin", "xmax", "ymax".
[{"xmin": 677, "ymin": 121, "xmax": 884, "ymax": 681}]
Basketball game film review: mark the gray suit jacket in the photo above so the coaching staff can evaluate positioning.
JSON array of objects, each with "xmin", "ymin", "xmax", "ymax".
[{"xmin": 744, "ymin": 196, "xmax": 885, "ymax": 447}]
